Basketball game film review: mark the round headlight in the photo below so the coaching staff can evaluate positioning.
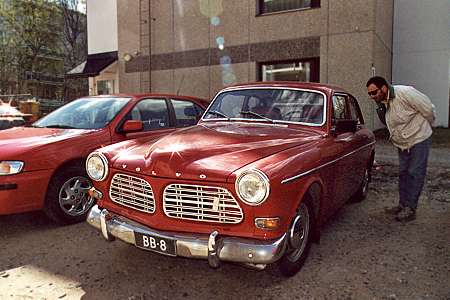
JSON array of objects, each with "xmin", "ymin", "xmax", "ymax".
[
  {"xmin": 235, "ymin": 169, "xmax": 270, "ymax": 206},
  {"xmin": 86, "ymin": 152, "xmax": 109, "ymax": 181}
]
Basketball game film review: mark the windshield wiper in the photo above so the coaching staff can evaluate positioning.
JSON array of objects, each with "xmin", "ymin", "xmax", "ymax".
[
  {"xmin": 42, "ymin": 124, "xmax": 78, "ymax": 129},
  {"xmin": 206, "ymin": 110, "xmax": 230, "ymax": 119},
  {"xmin": 240, "ymin": 111, "xmax": 273, "ymax": 122}
]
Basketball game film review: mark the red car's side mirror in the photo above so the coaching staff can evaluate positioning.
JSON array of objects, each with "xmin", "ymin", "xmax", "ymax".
[{"xmin": 122, "ymin": 120, "xmax": 143, "ymax": 133}]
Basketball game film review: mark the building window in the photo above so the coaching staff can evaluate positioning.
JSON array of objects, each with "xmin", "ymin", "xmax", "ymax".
[
  {"xmin": 260, "ymin": 58, "xmax": 319, "ymax": 82},
  {"xmin": 97, "ymin": 80, "xmax": 114, "ymax": 95},
  {"xmin": 258, "ymin": 0, "xmax": 320, "ymax": 15}
]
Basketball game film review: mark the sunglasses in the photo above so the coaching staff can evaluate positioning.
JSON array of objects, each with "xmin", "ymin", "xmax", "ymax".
[{"xmin": 368, "ymin": 89, "xmax": 379, "ymax": 96}]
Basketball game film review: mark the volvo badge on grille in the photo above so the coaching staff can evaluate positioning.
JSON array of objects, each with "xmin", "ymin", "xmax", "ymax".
[{"xmin": 213, "ymin": 197, "xmax": 220, "ymax": 211}]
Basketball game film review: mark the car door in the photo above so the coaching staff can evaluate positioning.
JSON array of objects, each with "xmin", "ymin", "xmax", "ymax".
[
  {"xmin": 112, "ymin": 97, "xmax": 176, "ymax": 143},
  {"xmin": 330, "ymin": 93, "xmax": 366, "ymax": 206},
  {"xmin": 346, "ymin": 94, "xmax": 372, "ymax": 193}
]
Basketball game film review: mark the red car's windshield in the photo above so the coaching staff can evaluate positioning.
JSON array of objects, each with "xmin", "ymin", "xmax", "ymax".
[
  {"xmin": 34, "ymin": 97, "xmax": 131, "ymax": 129},
  {"xmin": 203, "ymin": 88, "xmax": 325, "ymax": 126}
]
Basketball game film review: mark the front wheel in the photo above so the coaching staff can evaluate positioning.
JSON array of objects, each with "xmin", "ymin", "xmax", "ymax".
[
  {"xmin": 43, "ymin": 166, "xmax": 95, "ymax": 225},
  {"xmin": 351, "ymin": 166, "xmax": 370, "ymax": 202},
  {"xmin": 276, "ymin": 201, "xmax": 313, "ymax": 277}
]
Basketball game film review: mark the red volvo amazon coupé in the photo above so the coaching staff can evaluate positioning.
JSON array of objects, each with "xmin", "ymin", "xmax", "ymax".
[
  {"xmin": 86, "ymin": 82, "xmax": 375, "ymax": 276},
  {"xmin": 0, "ymin": 94, "xmax": 208, "ymax": 224}
]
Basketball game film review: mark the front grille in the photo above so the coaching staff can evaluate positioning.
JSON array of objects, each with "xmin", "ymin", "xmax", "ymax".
[
  {"xmin": 163, "ymin": 184, "xmax": 243, "ymax": 224},
  {"xmin": 109, "ymin": 173, "xmax": 155, "ymax": 213}
]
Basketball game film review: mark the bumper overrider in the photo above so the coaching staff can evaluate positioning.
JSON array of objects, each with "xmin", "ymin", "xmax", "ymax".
[{"xmin": 87, "ymin": 204, "xmax": 288, "ymax": 269}]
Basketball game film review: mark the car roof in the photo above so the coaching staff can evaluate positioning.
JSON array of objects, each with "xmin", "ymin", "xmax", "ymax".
[
  {"xmin": 222, "ymin": 81, "xmax": 349, "ymax": 95},
  {"xmin": 81, "ymin": 93, "xmax": 210, "ymax": 106},
  {"xmin": 86, "ymin": 93, "xmax": 206, "ymax": 101}
]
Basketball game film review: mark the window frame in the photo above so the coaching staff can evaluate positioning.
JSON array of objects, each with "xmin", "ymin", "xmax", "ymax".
[
  {"xmin": 121, "ymin": 97, "xmax": 172, "ymax": 132},
  {"xmin": 169, "ymin": 98, "xmax": 206, "ymax": 128},
  {"xmin": 332, "ymin": 93, "xmax": 365, "ymax": 126},
  {"xmin": 258, "ymin": 58, "xmax": 320, "ymax": 82},
  {"xmin": 256, "ymin": 0, "xmax": 320, "ymax": 16}
]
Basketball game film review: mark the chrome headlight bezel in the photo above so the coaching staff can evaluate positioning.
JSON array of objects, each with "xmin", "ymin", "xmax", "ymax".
[
  {"xmin": 235, "ymin": 169, "xmax": 270, "ymax": 206},
  {"xmin": 0, "ymin": 161, "xmax": 24, "ymax": 176},
  {"xmin": 86, "ymin": 152, "xmax": 109, "ymax": 181}
]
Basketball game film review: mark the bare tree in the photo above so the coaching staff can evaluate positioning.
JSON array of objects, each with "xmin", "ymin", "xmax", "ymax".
[{"xmin": 58, "ymin": 0, "xmax": 88, "ymax": 101}]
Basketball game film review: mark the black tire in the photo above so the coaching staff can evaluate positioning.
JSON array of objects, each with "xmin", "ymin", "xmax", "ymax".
[
  {"xmin": 351, "ymin": 166, "xmax": 370, "ymax": 202},
  {"xmin": 43, "ymin": 166, "xmax": 95, "ymax": 225},
  {"xmin": 276, "ymin": 201, "xmax": 314, "ymax": 277}
]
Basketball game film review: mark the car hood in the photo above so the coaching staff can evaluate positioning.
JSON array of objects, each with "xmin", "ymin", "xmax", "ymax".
[
  {"xmin": 0, "ymin": 127, "xmax": 95, "ymax": 158},
  {"xmin": 113, "ymin": 122, "xmax": 322, "ymax": 182}
]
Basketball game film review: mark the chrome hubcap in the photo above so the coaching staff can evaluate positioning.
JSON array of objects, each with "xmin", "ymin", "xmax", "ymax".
[
  {"xmin": 59, "ymin": 176, "xmax": 94, "ymax": 216},
  {"xmin": 287, "ymin": 202, "xmax": 310, "ymax": 262},
  {"xmin": 361, "ymin": 169, "xmax": 369, "ymax": 195}
]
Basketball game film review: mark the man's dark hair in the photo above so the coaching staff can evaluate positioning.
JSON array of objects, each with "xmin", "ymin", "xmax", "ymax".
[{"xmin": 366, "ymin": 76, "xmax": 390, "ymax": 89}]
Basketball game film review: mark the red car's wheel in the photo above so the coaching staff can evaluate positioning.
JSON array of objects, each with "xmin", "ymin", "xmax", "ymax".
[
  {"xmin": 276, "ymin": 201, "xmax": 314, "ymax": 277},
  {"xmin": 44, "ymin": 166, "xmax": 94, "ymax": 224}
]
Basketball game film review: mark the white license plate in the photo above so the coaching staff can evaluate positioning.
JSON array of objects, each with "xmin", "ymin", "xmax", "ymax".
[{"xmin": 134, "ymin": 232, "xmax": 176, "ymax": 256}]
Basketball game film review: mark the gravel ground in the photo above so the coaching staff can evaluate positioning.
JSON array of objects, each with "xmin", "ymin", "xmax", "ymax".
[{"xmin": 0, "ymin": 141, "xmax": 449, "ymax": 300}]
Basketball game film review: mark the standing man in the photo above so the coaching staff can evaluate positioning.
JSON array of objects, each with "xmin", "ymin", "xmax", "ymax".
[{"xmin": 366, "ymin": 76, "xmax": 435, "ymax": 222}]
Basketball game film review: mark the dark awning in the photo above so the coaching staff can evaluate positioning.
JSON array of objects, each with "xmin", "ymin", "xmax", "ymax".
[{"xmin": 66, "ymin": 51, "xmax": 117, "ymax": 78}]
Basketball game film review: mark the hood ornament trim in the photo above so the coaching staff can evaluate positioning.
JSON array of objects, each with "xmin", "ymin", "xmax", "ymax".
[
  {"xmin": 176, "ymin": 172, "xmax": 181, "ymax": 177},
  {"xmin": 200, "ymin": 174, "xmax": 206, "ymax": 179},
  {"xmin": 122, "ymin": 164, "xmax": 127, "ymax": 169}
]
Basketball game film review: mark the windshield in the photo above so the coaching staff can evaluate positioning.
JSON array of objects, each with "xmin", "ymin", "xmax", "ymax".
[
  {"xmin": 34, "ymin": 97, "xmax": 131, "ymax": 129},
  {"xmin": 203, "ymin": 88, "xmax": 325, "ymax": 125}
]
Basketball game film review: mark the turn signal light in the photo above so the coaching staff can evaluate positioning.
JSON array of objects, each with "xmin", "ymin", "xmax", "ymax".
[
  {"xmin": 88, "ymin": 187, "xmax": 103, "ymax": 200},
  {"xmin": 254, "ymin": 217, "xmax": 280, "ymax": 230}
]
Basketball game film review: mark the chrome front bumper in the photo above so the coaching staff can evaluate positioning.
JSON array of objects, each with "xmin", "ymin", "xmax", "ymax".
[{"xmin": 87, "ymin": 205, "xmax": 288, "ymax": 268}]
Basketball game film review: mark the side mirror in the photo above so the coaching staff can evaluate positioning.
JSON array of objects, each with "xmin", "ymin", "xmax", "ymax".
[
  {"xmin": 334, "ymin": 119, "xmax": 357, "ymax": 134},
  {"xmin": 122, "ymin": 120, "xmax": 143, "ymax": 133}
]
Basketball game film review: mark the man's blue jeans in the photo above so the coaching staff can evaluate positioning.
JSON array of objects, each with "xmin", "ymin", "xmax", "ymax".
[{"xmin": 398, "ymin": 137, "xmax": 431, "ymax": 210}]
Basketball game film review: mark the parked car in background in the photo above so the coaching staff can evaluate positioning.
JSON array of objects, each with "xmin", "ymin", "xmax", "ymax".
[
  {"xmin": 0, "ymin": 102, "xmax": 32, "ymax": 130},
  {"xmin": 0, "ymin": 94, "xmax": 208, "ymax": 224},
  {"xmin": 85, "ymin": 82, "xmax": 375, "ymax": 276}
]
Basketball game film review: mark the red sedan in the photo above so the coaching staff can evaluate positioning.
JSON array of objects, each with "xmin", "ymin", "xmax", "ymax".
[
  {"xmin": 0, "ymin": 94, "xmax": 208, "ymax": 224},
  {"xmin": 86, "ymin": 82, "xmax": 375, "ymax": 276}
]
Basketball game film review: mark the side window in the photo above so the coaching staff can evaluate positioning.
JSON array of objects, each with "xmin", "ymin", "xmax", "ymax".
[
  {"xmin": 171, "ymin": 99, "xmax": 205, "ymax": 127},
  {"xmin": 332, "ymin": 95, "xmax": 348, "ymax": 123},
  {"xmin": 130, "ymin": 98, "xmax": 170, "ymax": 131},
  {"xmin": 348, "ymin": 95, "xmax": 365, "ymax": 124}
]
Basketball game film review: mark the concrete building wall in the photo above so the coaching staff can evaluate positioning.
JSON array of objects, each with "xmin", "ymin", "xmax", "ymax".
[
  {"xmin": 393, "ymin": 0, "xmax": 450, "ymax": 127},
  {"xmin": 87, "ymin": 0, "xmax": 118, "ymax": 54},
  {"xmin": 117, "ymin": 0, "xmax": 394, "ymax": 128},
  {"xmin": 117, "ymin": 0, "xmax": 140, "ymax": 93}
]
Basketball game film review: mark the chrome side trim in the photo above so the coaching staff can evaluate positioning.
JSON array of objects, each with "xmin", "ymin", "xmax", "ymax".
[
  {"xmin": 87, "ymin": 205, "xmax": 288, "ymax": 265},
  {"xmin": 281, "ymin": 141, "xmax": 375, "ymax": 184}
]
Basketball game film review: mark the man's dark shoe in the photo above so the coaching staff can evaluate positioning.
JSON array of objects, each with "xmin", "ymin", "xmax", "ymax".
[
  {"xmin": 395, "ymin": 207, "xmax": 416, "ymax": 222},
  {"xmin": 384, "ymin": 205, "xmax": 403, "ymax": 215}
]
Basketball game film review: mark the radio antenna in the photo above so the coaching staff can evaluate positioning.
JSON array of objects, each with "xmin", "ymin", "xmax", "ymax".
[{"xmin": 176, "ymin": 74, "xmax": 185, "ymax": 95}]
